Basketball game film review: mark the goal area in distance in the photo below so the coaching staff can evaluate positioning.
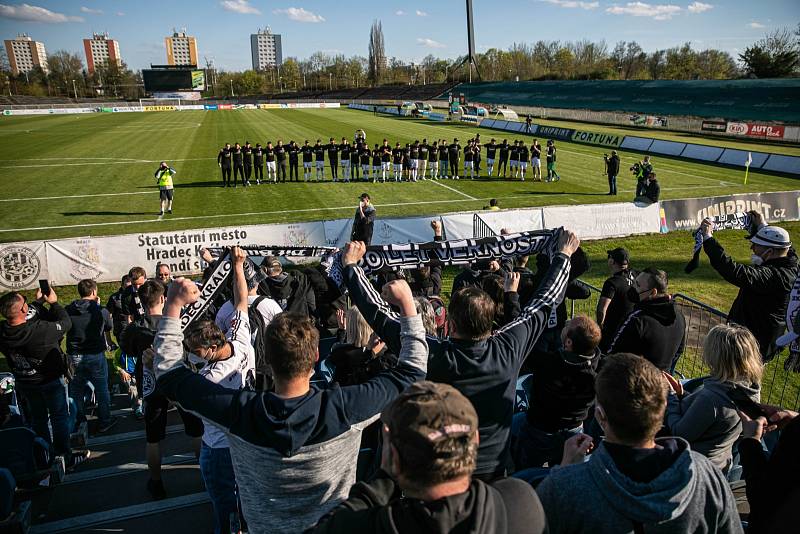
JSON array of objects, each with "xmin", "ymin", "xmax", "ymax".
[{"xmin": 138, "ymin": 98, "xmax": 183, "ymax": 108}]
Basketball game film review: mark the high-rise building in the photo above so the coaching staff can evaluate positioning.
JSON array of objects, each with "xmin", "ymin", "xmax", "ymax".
[
  {"xmin": 83, "ymin": 32, "xmax": 121, "ymax": 74},
  {"xmin": 4, "ymin": 34, "xmax": 48, "ymax": 76},
  {"xmin": 250, "ymin": 28, "xmax": 282, "ymax": 71},
  {"xmin": 165, "ymin": 29, "xmax": 198, "ymax": 66}
]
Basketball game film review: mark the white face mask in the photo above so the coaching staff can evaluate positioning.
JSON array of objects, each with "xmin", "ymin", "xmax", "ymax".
[{"xmin": 750, "ymin": 254, "xmax": 765, "ymax": 266}]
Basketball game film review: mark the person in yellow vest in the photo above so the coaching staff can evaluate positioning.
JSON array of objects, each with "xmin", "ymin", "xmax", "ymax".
[{"xmin": 154, "ymin": 161, "xmax": 176, "ymax": 216}]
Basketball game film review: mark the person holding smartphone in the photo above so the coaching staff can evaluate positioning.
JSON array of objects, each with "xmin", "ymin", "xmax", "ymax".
[{"xmin": 351, "ymin": 193, "xmax": 376, "ymax": 246}]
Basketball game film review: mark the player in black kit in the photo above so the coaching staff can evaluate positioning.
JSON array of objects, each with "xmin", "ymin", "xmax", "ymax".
[
  {"xmin": 485, "ymin": 138, "xmax": 497, "ymax": 177},
  {"xmin": 498, "ymin": 140, "xmax": 509, "ymax": 178},
  {"xmin": 243, "ymin": 142, "xmax": 253, "ymax": 186},
  {"xmin": 275, "ymin": 140, "xmax": 287, "ymax": 182},
  {"xmin": 302, "ymin": 140, "xmax": 314, "ymax": 182},
  {"xmin": 288, "ymin": 141, "xmax": 299, "ymax": 181},
  {"xmin": 253, "ymin": 143, "xmax": 264, "ymax": 184},
  {"xmin": 217, "ymin": 143, "xmax": 232, "ymax": 187},
  {"xmin": 232, "ymin": 143, "xmax": 244, "ymax": 188},
  {"xmin": 313, "ymin": 139, "xmax": 325, "ymax": 181},
  {"xmin": 448, "ymin": 138, "xmax": 461, "ymax": 180},
  {"xmin": 438, "ymin": 140, "xmax": 448, "ymax": 179},
  {"xmin": 265, "ymin": 142, "xmax": 277, "ymax": 183},
  {"xmin": 327, "ymin": 137, "xmax": 339, "ymax": 181}
]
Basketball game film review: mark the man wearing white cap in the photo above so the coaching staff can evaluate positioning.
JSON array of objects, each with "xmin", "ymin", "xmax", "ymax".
[{"xmin": 700, "ymin": 211, "xmax": 798, "ymax": 361}]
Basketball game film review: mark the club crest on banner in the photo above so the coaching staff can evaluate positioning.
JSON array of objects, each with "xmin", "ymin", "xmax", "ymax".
[
  {"xmin": 0, "ymin": 246, "xmax": 41, "ymax": 290},
  {"xmin": 70, "ymin": 239, "xmax": 103, "ymax": 281}
]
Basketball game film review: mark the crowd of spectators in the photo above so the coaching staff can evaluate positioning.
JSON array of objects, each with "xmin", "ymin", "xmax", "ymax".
[{"xmin": 0, "ymin": 210, "xmax": 798, "ymax": 534}]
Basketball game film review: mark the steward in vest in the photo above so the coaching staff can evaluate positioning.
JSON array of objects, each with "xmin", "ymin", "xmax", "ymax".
[{"xmin": 154, "ymin": 162, "xmax": 175, "ymax": 216}]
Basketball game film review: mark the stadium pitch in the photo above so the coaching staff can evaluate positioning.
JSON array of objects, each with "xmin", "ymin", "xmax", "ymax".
[{"xmin": 0, "ymin": 107, "xmax": 799, "ymax": 244}]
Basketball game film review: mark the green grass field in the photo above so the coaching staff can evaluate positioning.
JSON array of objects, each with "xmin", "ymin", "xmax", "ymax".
[{"xmin": 1, "ymin": 108, "xmax": 799, "ymax": 245}]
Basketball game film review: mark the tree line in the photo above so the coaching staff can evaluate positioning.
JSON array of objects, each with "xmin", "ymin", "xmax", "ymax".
[{"xmin": 1, "ymin": 25, "xmax": 797, "ymax": 100}]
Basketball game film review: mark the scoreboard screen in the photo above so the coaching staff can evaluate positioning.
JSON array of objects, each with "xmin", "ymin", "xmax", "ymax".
[{"xmin": 143, "ymin": 69, "xmax": 204, "ymax": 91}]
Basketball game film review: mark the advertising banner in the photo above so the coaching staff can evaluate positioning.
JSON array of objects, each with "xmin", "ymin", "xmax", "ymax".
[
  {"xmin": 218, "ymin": 104, "xmax": 233, "ymax": 110},
  {"xmin": 204, "ymin": 104, "xmax": 218, "ymax": 110},
  {"xmin": 112, "ymin": 107, "xmax": 143, "ymax": 113},
  {"xmin": 536, "ymin": 126, "xmax": 575, "ymax": 141},
  {"xmin": 629, "ymin": 115, "xmax": 668, "ymax": 128},
  {"xmin": 660, "ymin": 190, "xmax": 800, "ymax": 232},
  {"xmin": 428, "ymin": 112, "xmax": 446, "ymax": 122},
  {"xmin": 571, "ymin": 130, "xmax": 622, "ymax": 147},
  {"xmin": 543, "ymin": 202, "xmax": 661, "ymax": 239},
  {"xmin": 3, "ymin": 108, "xmax": 96, "ymax": 116},
  {"xmin": 726, "ymin": 122, "xmax": 786, "ymax": 139},
  {"xmin": 190, "ymin": 70, "xmax": 206, "ymax": 91},
  {"xmin": 0, "ymin": 241, "xmax": 49, "ymax": 291},
  {"xmin": 701, "ymin": 120, "xmax": 728, "ymax": 132},
  {"xmin": 153, "ymin": 91, "xmax": 201, "ymax": 101},
  {"xmin": 144, "ymin": 105, "xmax": 177, "ymax": 112},
  {"xmin": 43, "ymin": 222, "xmax": 326, "ymax": 287},
  {"xmin": 177, "ymin": 105, "xmax": 204, "ymax": 111}
]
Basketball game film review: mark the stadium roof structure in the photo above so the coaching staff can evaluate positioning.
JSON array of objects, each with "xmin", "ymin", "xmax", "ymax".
[{"xmin": 450, "ymin": 79, "xmax": 800, "ymax": 123}]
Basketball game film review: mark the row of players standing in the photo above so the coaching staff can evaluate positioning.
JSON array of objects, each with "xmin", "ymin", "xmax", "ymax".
[{"xmin": 216, "ymin": 135, "xmax": 562, "ymax": 185}]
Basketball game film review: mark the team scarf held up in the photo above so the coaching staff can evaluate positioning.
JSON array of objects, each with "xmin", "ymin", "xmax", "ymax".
[
  {"xmin": 323, "ymin": 229, "xmax": 563, "ymax": 289},
  {"xmin": 777, "ymin": 273, "xmax": 800, "ymax": 372},
  {"xmin": 685, "ymin": 213, "xmax": 752, "ymax": 274},
  {"xmin": 180, "ymin": 246, "xmax": 336, "ymax": 332}
]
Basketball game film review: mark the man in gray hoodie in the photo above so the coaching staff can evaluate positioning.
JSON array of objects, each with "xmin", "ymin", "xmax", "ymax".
[{"xmin": 536, "ymin": 353, "xmax": 742, "ymax": 534}]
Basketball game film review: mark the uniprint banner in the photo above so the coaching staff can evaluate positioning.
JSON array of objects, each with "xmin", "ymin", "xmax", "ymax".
[
  {"xmin": 536, "ymin": 126, "xmax": 575, "ymax": 141},
  {"xmin": 571, "ymin": 130, "xmax": 622, "ymax": 147},
  {"xmin": 661, "ymin": 191, "xmax": 800, "ymax": 231}
]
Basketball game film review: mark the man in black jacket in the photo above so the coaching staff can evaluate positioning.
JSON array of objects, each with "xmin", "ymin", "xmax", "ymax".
[
  {"xmin": 597, "ymin": 247, "xmax": 636, "ymax": 351},
  {"xmin": 276, "ymin": 139, "xmax": 287, "ymax": 182},
  {"xmin": 259, "ymin": 257, "xmax": 316, "ymax": 317},
  {"xmin": 0, "ymin": 288, "xmax": 84, "ymax": 465},
  {"xmin": 351, "ymin": 193, "xmax": 376, "ymax": 245},
  {"xmin": 342, "ymin": 229, "xmax": 580, "ymax": 479},
  {"xmin": 605, "ymin": 150, "xmax": 620, "ymax": 195},
  {"xmin": 217, "ymin": 143, "xmax": 232, "ymax": 187},
  {"xmin": 66, "ymin": 279, "xmax": 116, "ymax": 433},
  {"xmin": 608, "ymin": 268, "xmax": 686, "ymax": 371},
  {"xmin": 701, "ymin": 216, "xmax": 798, "ymax": 361},
  {"xmin": 512, "ymin": 315, "xmax": 601, "ymax": 470},
  {"xmin": 232, "ymin": 143, "xmax": 244, "ymax": 188},
  {"xmin": 242, "ymin": 142, "xmax": 253, "ymax": 186},
  {"xmin": 311, "ymin": 381, "xmax": 547, "ymax": 534},
  {"xmin": 119, "ymin": 279, "xmax": 202, "ymax": 500}
]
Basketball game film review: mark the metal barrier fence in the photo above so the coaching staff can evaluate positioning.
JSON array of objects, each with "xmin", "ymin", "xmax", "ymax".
[
  {"xmin": 473, "ymin": 214, "xmax": 495, "ymax": 238},
  {"xmin": 569, "ymin": 281, "xmax": 799, "ymax": 411}
]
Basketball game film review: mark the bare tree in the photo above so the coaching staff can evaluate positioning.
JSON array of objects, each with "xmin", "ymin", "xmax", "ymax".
[{"xmin": 368, "ymin": 20, "xmax": 385, "ymax": 85}]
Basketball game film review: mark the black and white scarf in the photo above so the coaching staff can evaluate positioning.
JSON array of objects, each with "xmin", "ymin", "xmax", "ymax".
[
  {"xmin": 324, "ymin": 229, "xmax": 562, "ymax": 288},
  {"xmin": 777, "ymin": 273, "xmax": 800, "ymax": 372},
  {"xmin": 685, "ymin": 213, "xmax": 752, "ymax": 274},
  {"xmin": 181, "ymin": 246, "xmax": 336, "ymax": 331}
]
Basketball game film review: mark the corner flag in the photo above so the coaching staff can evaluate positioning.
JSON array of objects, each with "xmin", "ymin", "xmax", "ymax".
[{"xmin": 744, "ymin": 152, "xmax": 752, "ymax": 185}]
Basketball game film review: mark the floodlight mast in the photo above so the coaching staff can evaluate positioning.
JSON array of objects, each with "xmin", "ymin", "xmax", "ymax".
[{"xmin": 453, "ymin": 0, "xmax": 481, "ymax": 83}]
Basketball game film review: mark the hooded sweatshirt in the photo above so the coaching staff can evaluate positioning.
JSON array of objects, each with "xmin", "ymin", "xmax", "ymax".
[
  {"xmin": 665, "ymin": 378, "xmax": 760, "ymax": 472},
  {"xmin": 259, "ymin": 271, "xmax": 316, "ymax": 317},
  {"xmin": 65, "ymin": 299, "xmax": 112, "ymax": 354},
  {"xmin": 308, "ymin": 470, "xmax": 546, "ymax": 534},
  {"xmin": 0, "ymin": 302, "xmax": 72, "ymax": 386},
  {"xmin": 153, "ymin": 314, "xmax": 428, "ymax": 534},
  {"xmin": 536, "ymin": 437, "xmax": 743, "ymax": 534},
  {"xmin": 608, "ymin": 295, "xmax": 686, "ymax": 371}
]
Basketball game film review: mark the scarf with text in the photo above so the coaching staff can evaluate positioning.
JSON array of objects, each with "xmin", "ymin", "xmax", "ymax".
[
  {"xmin": 685, "ymin": 213, "xmax": 752, "ymax": 274},
  {"xmin": 777, "ymin": 273, "xmax": 800, "ymax": 372},
  {"xmin": 324, "ymin": 229, "xmax": 562, "ymax": 288},
  {"xmin": 181, "ymin": 246, "xmax": 336, "ymax": 331}
]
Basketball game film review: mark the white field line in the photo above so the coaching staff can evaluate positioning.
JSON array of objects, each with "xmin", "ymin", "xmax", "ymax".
[
  {"xmin": 0, "ymin": 185, "xmax": 725, "ymax": 233},
  {"xmin": 428, "ymin": 179, "xmax": 478, "ymax": 200}
]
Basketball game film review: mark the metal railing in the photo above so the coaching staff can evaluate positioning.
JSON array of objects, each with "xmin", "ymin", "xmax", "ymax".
[
  {"xmin": 569, "ymin": 281, "xmax": 799, "ymax": 411},
  {"xmin": 473, "ymin": 214, "xmax": 495, "ymax": 238}
]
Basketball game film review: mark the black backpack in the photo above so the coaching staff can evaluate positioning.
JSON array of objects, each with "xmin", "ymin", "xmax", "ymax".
[{"xmin": 247, "ymin": 296, "xmax": 274, "ymax": 391}]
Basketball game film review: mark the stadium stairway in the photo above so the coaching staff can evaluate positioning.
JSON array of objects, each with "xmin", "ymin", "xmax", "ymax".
[{"xmin": 25, "ymin": 392, "xmax": 212, "ymax": 534}]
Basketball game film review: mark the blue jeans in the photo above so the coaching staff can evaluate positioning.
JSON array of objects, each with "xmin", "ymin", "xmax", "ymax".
[
  {"xmin": 511, "ymin": 412, "xmax": 583, "ymax": 470},
  {"xmin": 608, "ymin": 174, "xmax": 617, "ymax": 194},
  {"xmin": 68, "ymin": 352, "xmax": 111, "ymax": 427},
  {"xmin": 15, "ymin": 377, "xmax": 71, "ymax": 457},
  {"xmin": 199, "ymin": 444, "xmax": 238, "ymax": 534}
]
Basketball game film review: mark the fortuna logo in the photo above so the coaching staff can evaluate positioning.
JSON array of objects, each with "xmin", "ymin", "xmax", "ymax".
[{"xmin": 0, "ymin": 246, "xmax": 41, "ymax": 290}]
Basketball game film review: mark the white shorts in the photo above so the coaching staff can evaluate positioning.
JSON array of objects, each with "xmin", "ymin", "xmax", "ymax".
[
  {"xmin": 316, "ymin": 161, "xmax": 324, "ymax": 169},
  {"xmin": 520, "ymin": 162, "xmax": 528, "ymax": 171},
  {"xmin": 266, "ymin": 161, "xmax": 276, "ymax": 171},
  {"xmin": 430, "ymin": 161, "xmax": 439, "ymax": 168},
  {"xmin": 409, "ymin": 160, "xmax": 417, "ymax": 169},
  {"xmin": 362, "ymin": 164, "xmax": 370, "ymax": 171},
  {"xmin": 341, "ymin": 159, "xmax": 350, "ymax": 166},
  {"xmin": 510, "ymin": 160, "xmax": 518, "ymax": 168},
  {"xmin": 487, "ymin": 158, "xmax": 495, "ymax": 166},
  {"xmin": 393, "ymin": 163, "xmax": 402, "ymax": 172},
  {"xmin": 464, "ymin": 161, "xmax": 474, "ymax": 169},
  {"xmin": 532, "ymin": 157, "xmax": 541, "ymax": 167},
  {"xmin": 382, "ymin": 162, "xmax": 391, "ymax": 170},
  {"xmin": 373, "ymin": 165, "xmax": 381, "ymax": 172},
  {"xmin": 417, "ymin": 159, "xmax": 426, "ymax": 168},
  {"xmin": 303, "ymin": 162, "xmax": 312, "ymax": 169}
]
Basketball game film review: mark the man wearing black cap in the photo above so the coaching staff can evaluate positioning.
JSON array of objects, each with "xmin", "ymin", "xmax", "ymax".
[
  {"xmin": 311, "ymin": 381, "xmax": 547, "ymax": 534},
  {"xmin": 351, "ymin": 194, "xmax": 376, "ymax": 245},
  {"xmin": 597, "ymin": 247, "xmax": 637, "ymax": 351}
]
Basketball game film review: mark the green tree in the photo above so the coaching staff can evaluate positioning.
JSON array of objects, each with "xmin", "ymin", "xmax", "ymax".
[
  {"xmin": 739, "ymin": 28, "xmax": 799, "ymax": 78},
  {"xmin": 47, "ymin": 50, "xmax": 84, "ymax": 96}
]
